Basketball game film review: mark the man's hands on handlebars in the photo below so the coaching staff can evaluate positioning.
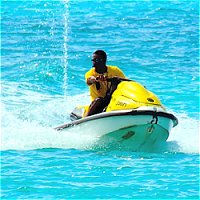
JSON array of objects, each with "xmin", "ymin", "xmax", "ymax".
[
  {"xmin": 87, "ymin": 75, "xmax": 107, "ymax": 85},
  {"xmin": 86, "ymin": 75, "xmax": 125, "ymax": 86}
]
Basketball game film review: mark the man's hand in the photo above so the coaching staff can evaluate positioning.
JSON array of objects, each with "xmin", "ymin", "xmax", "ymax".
[{"xmin": 87, "ymin": 76, "xmax": 96, "ymax": 85}]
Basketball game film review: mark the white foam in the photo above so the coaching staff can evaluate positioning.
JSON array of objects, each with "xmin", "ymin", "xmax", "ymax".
[
  {"xmin": 1, "ymin": 93, "xmax": 92, "ymax": 151},
  {"xmin": 1, "ymin": 123, "xmax": 97, "ymax": 151},
  {"xmin": 166, "ymin": 112, "xmax": 199, "ymax": 154}
]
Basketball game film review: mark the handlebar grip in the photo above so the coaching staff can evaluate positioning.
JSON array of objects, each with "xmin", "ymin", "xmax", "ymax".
[{"xmin": 106, "ymin": 77, "xmax": 131, "ymax": 82}]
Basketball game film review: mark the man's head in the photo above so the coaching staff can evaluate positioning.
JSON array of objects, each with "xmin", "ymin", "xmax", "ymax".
[{"xmin": 92, "ymin": 50, "xmax": 107, "ymax": 74}]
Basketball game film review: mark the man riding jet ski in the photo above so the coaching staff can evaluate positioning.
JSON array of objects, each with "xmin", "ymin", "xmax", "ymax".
[
  {"xmin": 55, "ymin": 50, "xmax": 178, "ymax": 151},
  {"xmin": 55, "ymin": 76, "xmax": 178, "ymax": 151}
]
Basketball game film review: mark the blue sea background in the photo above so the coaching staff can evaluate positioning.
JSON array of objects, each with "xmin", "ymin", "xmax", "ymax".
[{"xmin": 1, "ymin": 0, "xmax": 199, "ymax": 199}]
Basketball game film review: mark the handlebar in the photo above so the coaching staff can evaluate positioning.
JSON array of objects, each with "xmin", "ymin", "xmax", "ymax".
[
  {"xmin": 106, "ymin": 77, "xmax": 131, "ymax": 82},
  {"xmin": 96, "ymin": 76, "xmax": 131, "ymax": 82}
]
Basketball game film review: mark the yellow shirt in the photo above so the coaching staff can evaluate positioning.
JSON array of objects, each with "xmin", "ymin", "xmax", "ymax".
[{"xmin": 85, "ymin": 65, "xmax": 126, "ymax": 101}]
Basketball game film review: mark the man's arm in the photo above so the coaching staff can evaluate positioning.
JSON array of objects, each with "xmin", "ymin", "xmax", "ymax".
[{"xmin": 85, "ymin": 69, "xmax": 95, "ymax": 85}]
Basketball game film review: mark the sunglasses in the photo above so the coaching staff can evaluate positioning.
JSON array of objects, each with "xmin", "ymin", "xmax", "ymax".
[{"xmin": 91, "ymin": 58, "xmax": 103, "ymax": 63}]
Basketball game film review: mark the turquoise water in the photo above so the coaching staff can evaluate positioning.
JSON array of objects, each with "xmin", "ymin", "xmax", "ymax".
[{"xmin": 1, "ymin": 0, "xmax": 199, "ymax": 199}]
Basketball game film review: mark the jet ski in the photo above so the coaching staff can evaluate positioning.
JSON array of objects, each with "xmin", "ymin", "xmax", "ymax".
[{"xmin": 55, "ymin": 78, "xmax": 178, "ymax": 151}]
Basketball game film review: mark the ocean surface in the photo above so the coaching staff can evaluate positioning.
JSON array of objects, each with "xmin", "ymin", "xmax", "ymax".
[{"xmin": 1, "ymin": 0, "xmax": 199, "ymax": 199}]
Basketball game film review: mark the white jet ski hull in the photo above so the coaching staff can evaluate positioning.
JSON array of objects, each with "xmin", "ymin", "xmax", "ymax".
[{"xmin": 55, "ymin": 108, "xmax": 178, "ymax": 151}]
